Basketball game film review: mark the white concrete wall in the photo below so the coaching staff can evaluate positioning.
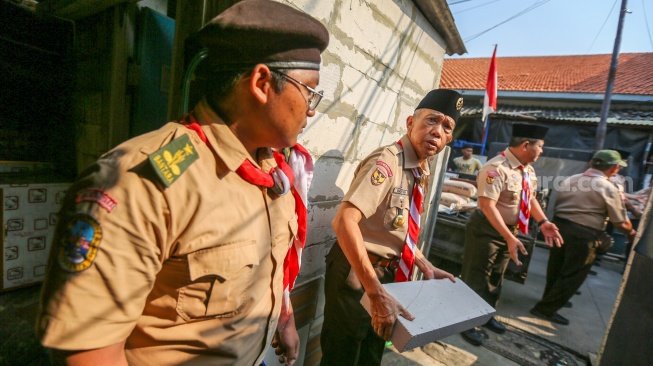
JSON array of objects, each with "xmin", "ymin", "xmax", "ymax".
[{"xmin": 281, "ymin": 0, "xmax": 448, "ymax": 283}]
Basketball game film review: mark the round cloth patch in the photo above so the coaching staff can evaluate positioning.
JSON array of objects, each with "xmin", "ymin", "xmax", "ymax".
[{"xmin": 58, "ymin": 214, "xmax": 102, "ymax": 272}]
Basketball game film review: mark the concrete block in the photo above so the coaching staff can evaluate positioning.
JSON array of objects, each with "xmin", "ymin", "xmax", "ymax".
[{"xmin": 361, "ymin": 279, "xmax": 495, "ymax": 352}]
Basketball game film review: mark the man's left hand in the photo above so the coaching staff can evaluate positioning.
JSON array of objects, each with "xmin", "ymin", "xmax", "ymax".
[
  {"xmin": 271, "ymin": 323, "xmax": 300, "ymax": 365},
  {"xmin": 540, "ymin": 221, "xmax": 564, "ymax": 248},
  {"xmin": 416, "ymin": 259, "xmax": 456, "ymax": 282}
]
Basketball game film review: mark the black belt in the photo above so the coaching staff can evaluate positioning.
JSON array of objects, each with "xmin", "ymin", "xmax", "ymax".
[
  {"xmin": 475, "ymin": 209, "xmax": 519, "ymax": 235},
  {"xmin": 368, "ymin": 252, "xmax": 400, "ymax": 269}
]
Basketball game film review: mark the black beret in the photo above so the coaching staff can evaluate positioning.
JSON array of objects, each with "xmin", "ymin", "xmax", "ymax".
[
  {"xmin": 198, "ymin": 0, "xmax": 329, "ymax": 70},
  {"xmin": 415, "ymin": 89, "xmax": 463, "ymax": 122},
  {"xmin": 512, "ymin": 123, "xmax": 549, "ymax": 140}
]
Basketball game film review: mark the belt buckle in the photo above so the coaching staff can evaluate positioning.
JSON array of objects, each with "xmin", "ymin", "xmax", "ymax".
[{"xmin": 389, "ymin": 257, "xmax": 400, "ymax": 269}]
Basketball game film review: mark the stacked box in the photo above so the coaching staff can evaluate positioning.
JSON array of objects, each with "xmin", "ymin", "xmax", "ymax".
[{"xmin": 1, "ymin": 183, "xmax": 70, "ymax": 291}]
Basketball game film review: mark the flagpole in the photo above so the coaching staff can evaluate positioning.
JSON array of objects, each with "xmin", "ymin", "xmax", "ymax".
[
  {"xmin": 481, "ymin": 44, "xmax": 498, "ymax": 157},
  {"xmin": 481, "ymin": 116, "xmax": 491, "ymax": 156}
]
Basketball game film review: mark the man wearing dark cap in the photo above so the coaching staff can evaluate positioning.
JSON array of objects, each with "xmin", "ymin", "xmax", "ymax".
[
  {"xmin": 460, "ymin": 123, "xmax": 563, "ymax": 346},
  {"xmin": 453, "ymin": 144, "xmax": 483, "ymax": 175},
  {"xmin": 321, "ymin": 89, "xmax": 460, "ymax": 365},
  {"xmin": 36, "ymin": 1, "xmax": 328, "ymax": 365},
  {"xmin": 530, "ymin": 150, "xmax": 636, "ymax": 325}
]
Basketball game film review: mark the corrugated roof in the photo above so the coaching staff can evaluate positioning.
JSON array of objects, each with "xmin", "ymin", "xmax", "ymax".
[
  {"xmin": 462, "ymin": 105, "xmax": 653, "ymax": 127},
  {"xmin": 441, "ymin": 53, "xmax": 653, "ymax": 95}
]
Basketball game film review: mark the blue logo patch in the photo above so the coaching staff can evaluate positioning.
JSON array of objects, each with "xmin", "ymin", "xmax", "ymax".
[{"xmin": 58, "ymin": 214, "xmax": 102, "ymax": 272}]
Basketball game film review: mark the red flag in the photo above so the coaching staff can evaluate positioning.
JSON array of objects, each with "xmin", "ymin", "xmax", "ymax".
[{"xmin": 482, "ymin": 45, "xmax": 498, "ymax": 124}]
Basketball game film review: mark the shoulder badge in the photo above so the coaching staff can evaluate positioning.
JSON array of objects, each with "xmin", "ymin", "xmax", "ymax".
[
  {"xmin": 486, "ymin": 170, "xmax": 499, "ymax": 184},
  {"xmin": 148, "ymin": 134, "xmax": 199, "ymax": 187},
  {"xmin": 75, "ymin": 188, "xmax": 117, "ymax": 213},
  {"xmin": 376, "ymin": 160, "xmax": 393, "ymax": 177},
  {"xmin": 58, "ymin": 214, "xmax": 102, "ymax": 272},
  {"xmin": 371, "ymin": 167, "xmax": 387, "ymax": 186}
]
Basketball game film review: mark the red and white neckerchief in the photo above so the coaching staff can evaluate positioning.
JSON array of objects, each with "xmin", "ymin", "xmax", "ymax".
[
  {"xmin": 180, "ymin": 113, "xmax": 313, "ymax": 328},
  {"xmin": 517, "ymin": 165, "xmax": 531, "ymax": 235},
  {"xmin": 395, "ymin": 140, "xmax": 423, "ymax": 282},
  {"xmin": 501, "ymin": 151, "xmax": 531, "ymax": 235}
]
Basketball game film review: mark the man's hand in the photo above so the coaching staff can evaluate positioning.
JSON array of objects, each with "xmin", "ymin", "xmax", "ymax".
[
  {"xmin": 271, "ymin": 323, "xmax": 300, "ymax": 365},
  {"xmin": 506, "ymin": 236, "xmax": 528, "ymax": 266},
  {"xmin": 415, "ymin": 257, "xmax": 456, "ymax": 282},
  {"xmin": 368, "ymin": 290, "xmax": 414, "ymax": 341},
  {"xmin": 540, "ymin": 221, "xmax": 564, "ymax": 248},
  {"xmin": 627, "ymin": 229, "xmax": 637, "ymax": 243}
]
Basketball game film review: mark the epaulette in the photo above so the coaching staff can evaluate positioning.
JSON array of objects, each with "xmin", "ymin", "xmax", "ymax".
[{"xmin": 148, "ymin": 134, "xmax": 199, "ymax": 188}]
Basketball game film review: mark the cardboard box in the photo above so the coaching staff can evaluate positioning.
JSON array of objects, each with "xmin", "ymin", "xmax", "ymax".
[
  {"xmin": 1, "ymin": 182, "xmax": 70, "ymax": 291},
  {"xmin": 361, "ymin": 279, "xmax": 495, "ymax": 352}
]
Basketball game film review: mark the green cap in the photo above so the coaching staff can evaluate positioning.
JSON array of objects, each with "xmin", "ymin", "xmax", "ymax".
[{"xmin": 592, "ymin": 149, "xmax": 627, "ymax": 167}]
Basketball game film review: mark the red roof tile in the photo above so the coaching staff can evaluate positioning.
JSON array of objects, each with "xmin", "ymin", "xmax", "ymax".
[{"xmin": 440, "ymin": 53, "xmax": 653, "ymax": 95}]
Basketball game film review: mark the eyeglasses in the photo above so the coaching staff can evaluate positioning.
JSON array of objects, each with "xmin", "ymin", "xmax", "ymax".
[{"xmin": 273, "ymin": 72, "xmax": 324, "ymax": 111}]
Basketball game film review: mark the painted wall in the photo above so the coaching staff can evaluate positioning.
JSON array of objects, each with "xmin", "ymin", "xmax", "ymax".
[{"xmin": 283, "ymin": 0, "xmax": 448, "ymax": 283}]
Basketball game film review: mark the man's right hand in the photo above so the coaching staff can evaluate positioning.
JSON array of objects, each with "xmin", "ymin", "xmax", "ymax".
[
  {"xmin": 368, "ymin": 290, "xmax": 414, "ymax": 341},
  {"xmin": 506, "ymin": 235, "xmax": 528, "ymax": 266}
]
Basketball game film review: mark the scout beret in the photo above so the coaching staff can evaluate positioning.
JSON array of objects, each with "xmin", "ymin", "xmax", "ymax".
[
  {"xmin": 197, "ymin": 0, "xmax": 329, "ymax": 70},
  {"xmin": 512, "ymin": 123, "xmax": 549, "ymax": 140},
  {"xmin": 592, "ymin": 149, "xmax": 628, "ymax": 167},
  {"xmin": 415, "ymin": 89, "xmax": 464, "ymax": 122}
]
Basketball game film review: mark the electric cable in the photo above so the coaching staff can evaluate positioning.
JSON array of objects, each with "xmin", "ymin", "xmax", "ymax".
[
  {"xmin": 642, "ymin": 0, "xmax": 653, "ymax": 51},
  {"xmin": 463, "ymin": 0, "xmax": 553, "ymax": 42},
  {"xmin": 587, "ymin": 0, "xmax": 618, "ymax": 52}
]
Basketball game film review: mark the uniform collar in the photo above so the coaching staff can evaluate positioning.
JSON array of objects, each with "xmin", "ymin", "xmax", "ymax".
[
  {"xmin": 192, "ymin": 97, "xmax": 270, "ymax": 172},
  {"xmin": 503, "ymin": 148, "xmax": 527, "ymax": 169},
  {"xmin": 584, "ymin": 168, "xmax": 608, "ymax": 178},
  {"xmin": 399, "ymin": 135, "xmax": 430, "ymax": 176}
]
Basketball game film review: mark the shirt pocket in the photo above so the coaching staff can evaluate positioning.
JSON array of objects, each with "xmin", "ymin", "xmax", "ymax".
[
  {"xmin": 176, "ymin": 239, "xmax": 259, "ymax": 321},
  {"xmin": 383, "ymin": 193, "xmax": 409, "ymax": 231},
  {"xmin": 506, "ymin": 179, "xmax": 521, "ymax": 204}
]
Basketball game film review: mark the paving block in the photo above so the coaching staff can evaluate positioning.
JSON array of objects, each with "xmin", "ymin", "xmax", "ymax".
[{"xmin": 361, "ymin": 279, "xmax": 495, "ymax": 352}]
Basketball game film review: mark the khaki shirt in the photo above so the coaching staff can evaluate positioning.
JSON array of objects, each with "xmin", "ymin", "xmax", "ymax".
[
  {"xmin": 37, "ymin": 98, "xmax": 296, "ymax": 366},
  {"xmin": 476, "ymin": 148, "xmax": 537, "ymax": 226},
  {"xmin": 554, "ymin": 169, "xmax": 628, "ymax": 231},
  {"xmin": 344, "ymin": 135, "xmax": 429, "ymax": 259},
  {"xmin": 453, "ymin": 156, "xmax": 482, "ymax": 175}
]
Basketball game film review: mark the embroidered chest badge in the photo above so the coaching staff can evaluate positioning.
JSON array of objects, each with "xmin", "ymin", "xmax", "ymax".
[
  {"xmin": 371, "ymin": 167, "xmax": 387, "ymax": 186},
  {"xmin": 58, "ymin": 214, "xmax": 103, "ymax": 272},
  {"xmin": 486, "ymin": 170, "xmax": 499, "ymax": 184},
  {"xmin": 148, "ymin": 134, "xmax": 199, "ymax": 187}
]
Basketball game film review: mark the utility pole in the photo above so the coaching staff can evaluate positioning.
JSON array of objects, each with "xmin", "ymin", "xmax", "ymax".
[{"xmin": 595, "ymin": 0, "xmax": 630, "ymax": 150}]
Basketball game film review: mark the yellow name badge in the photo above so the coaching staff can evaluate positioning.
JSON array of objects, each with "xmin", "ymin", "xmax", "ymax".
[{"xmin": 148, "ymin": 134, "xmax": 199, "ymax": 187}]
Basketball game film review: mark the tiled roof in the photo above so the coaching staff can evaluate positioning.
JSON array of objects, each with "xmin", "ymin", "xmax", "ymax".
[
  {"xmin": 461, "ymin": 105, "xmax": 653, "ymax": 127},
  {"xmin": 441, "ymin": 53, "xmax": 653, "ymax": 95}
]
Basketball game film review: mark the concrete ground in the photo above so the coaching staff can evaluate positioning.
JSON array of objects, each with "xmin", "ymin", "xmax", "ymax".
[
  {"xmin": 0, "ymin": 245, "xmax": 622, "ymax": 366},
  {"xmin": 381, "ymin": 245, "xmax": 623, "ymax": 365}
]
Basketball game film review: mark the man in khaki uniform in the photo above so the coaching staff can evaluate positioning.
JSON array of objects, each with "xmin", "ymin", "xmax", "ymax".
[
  {"xmin": 36, "ymin": 1, "xmax": 329, "ymax": 365},
  {"xmin": 453, "ymin": 144, "xmax": 482, "ymax": 175},
  {"xmin": 460, "ymin": 124, "xmax": 563, "ymax": 346},
  {"xmin": 530, "ymin": 150, "xmax": 636, "ymax": 325},
  {"xmin": 321, "ymin": 89, "xmax": 460, "ymax": 365}
]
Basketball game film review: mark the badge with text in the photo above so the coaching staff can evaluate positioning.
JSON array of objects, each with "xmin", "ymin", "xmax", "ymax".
[
  {"xmin": 148, "ymin": 134, "xmax": 199, "ymax": 187},
  {"xmin": 486, "ymin": 170, "xmax": 499, "ymax": 184},
  {"xmin": 370, "ymin": 167, "xmax": 387, "ymax": 186},
  {"xmin": 59, "ymin": 214, "xmax": 103, "ymax": 272},
  {"xmin": 76, "ymin": 188, "xmax": 117, "ymax": 213},
  {"xmin": 376, "ymin": 161, "xmax": 393, "ymax": 177}
]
